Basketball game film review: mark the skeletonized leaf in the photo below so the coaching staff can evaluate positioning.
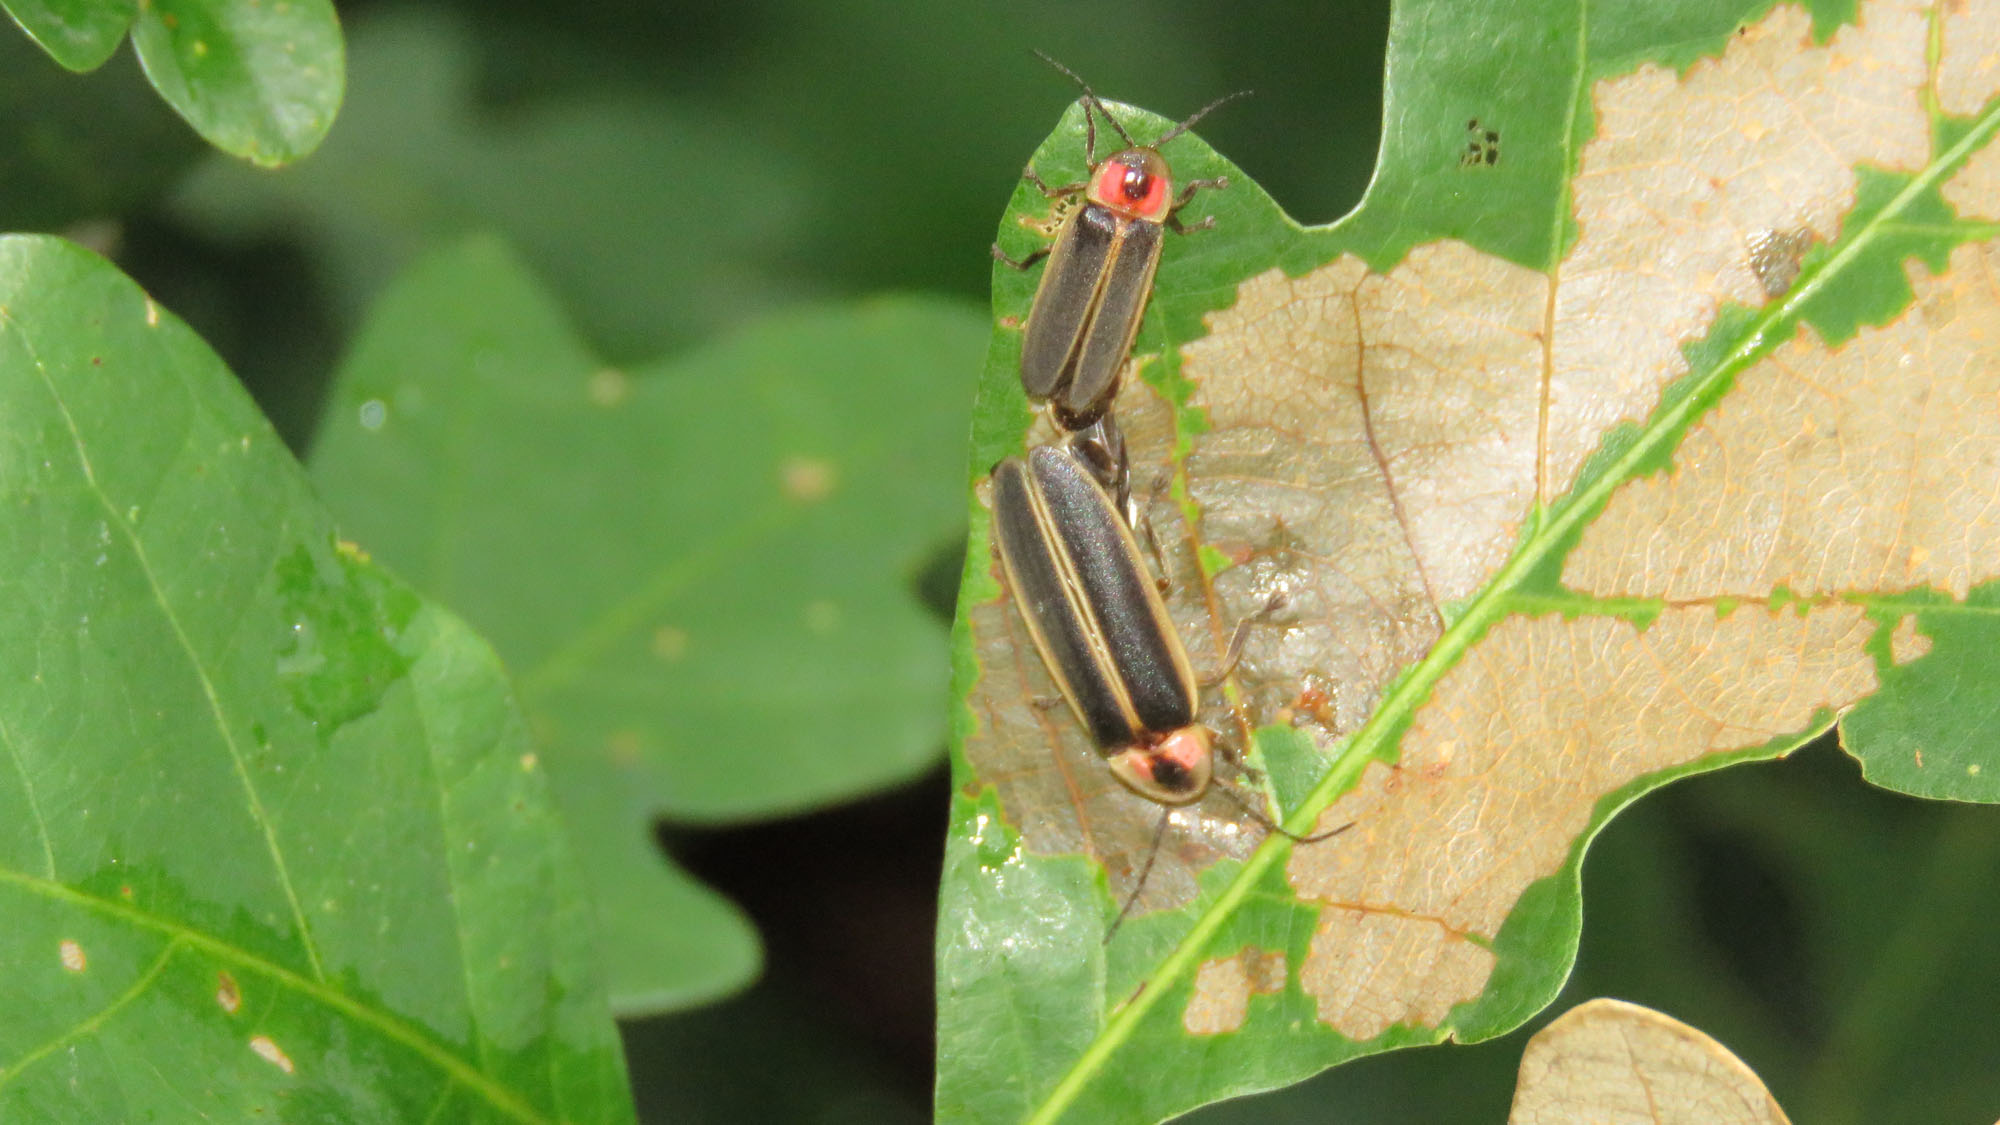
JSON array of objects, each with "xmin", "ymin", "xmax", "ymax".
[
  {"xmin": 0, "ymin": 234, "xmax": 632, "ymax": 1121},
  {"xmin": 942, "ymin": 1, "xmax": 2000, "ymax": 1121},
  {"xmin": 1509, "ymin": 998, "xmax": 1791, "ymax": 1125}
]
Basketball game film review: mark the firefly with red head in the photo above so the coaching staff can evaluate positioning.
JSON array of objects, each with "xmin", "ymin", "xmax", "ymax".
[{"xmin": 996, "ymin": 53, "xmax": 1249, "ymax": 430}]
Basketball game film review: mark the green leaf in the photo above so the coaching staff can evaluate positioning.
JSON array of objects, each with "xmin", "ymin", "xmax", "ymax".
[
  {"xmin": 308, "ymin": 235, "xmax": 984, "ymax": 1012},
  {"xmin": 0, "ymin": 233, "xmax": 632, "ymax": 1121},
  {"xmin": 943, "ymin": 0, "xmax": 2000, "ymax": 1120},
  {"xmin": 3, "ymin": 0, "xmax": 341, "ymax": 164},
  {"xmin": 4, "ymin": 0, "xmax": 134, "ymax": 70}
]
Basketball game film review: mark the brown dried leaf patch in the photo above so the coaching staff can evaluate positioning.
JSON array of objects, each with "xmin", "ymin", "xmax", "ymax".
[
  {"xmin": 1939, "ymin": 0, "xmax": 2000, "ymax": 117},
  {"xmin": 1509, "ymin": 998, "xmax": 1792, "ymax": 1124},
  {"xmin": 1545, "ymin": 0, "xmax": 1931, "ymax": 497},
  {"xmin": 1944, "ymin": 134, "xmax": 2000, "ymax": 218},
  {"xmin": 1286, "ymin": 605, "xmax": 1923, "ymax": 1039},
  {"xmin": 1182, "ymin": 242, "xmax": 1545, "ymax": 739},
  {"xmin": 1183, "ymin": 947, "xmax": 1288, "ymax": 1035},
  {"xmin": 1567, "ymin": 241, "xmax": 2000, "ymax": 599}
]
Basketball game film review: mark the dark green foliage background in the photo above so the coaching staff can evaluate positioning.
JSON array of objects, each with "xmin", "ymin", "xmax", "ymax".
[{"xmin": 7, "ymin": 0, "xmax": 1999, "ymax": 1121}]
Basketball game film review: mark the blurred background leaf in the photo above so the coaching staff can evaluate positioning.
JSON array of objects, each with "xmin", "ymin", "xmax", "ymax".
[
  {"xmin": 306, "ymin": 235, "xmax": 982, "ymax": 1012},
  {"xmin": 4, "ymin": 0, "xmax": 342, "ymax": 164}
]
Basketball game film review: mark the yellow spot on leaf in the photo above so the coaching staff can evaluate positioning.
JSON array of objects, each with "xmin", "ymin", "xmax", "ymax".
[
  {"xmin": 59, "ymin": 940, "xmax": 85, "ymax": 972},
  {"xmin": 587, "ymin": 367, "xmax": 630, "ymax": 406},
  {"xmin": 805, "ymin": 600, "xmax": 840, "ymax": 634},
  {"xmin": 781, "ymin": 456, "xmax": 837, "ymax": 502},
  {"xmin": 652, "ymin": 625, "xmax": 689, "ymax": 661},
  {"xmin": 249, "ymin": 1035, "xmax": 295, "ymax": 1075},
  {"xmin": 217, "ymin": 971, "xmax": 242, "ymax": 1015}
]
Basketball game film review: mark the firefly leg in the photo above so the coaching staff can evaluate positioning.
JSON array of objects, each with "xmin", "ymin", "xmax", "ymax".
[
  {"xmin": 991, "ymin": 242, "xmax": 1052, "ymax": 270},
  {"xmin": 1209, "ymin": 782, "xmax": 1356, "ymax": 845},
  {"xmin": 1212, "ymin": 591, "xmax": 1290, "ymax": 683},
  {"xmin": 1020, "ymin": 164, "xmax": 1086, "ymax": 200},
  {"xmin": 1166, "ymin": 177, "xmax": 1231, "ymax": 233},
  {"xmin": 1173, "ymin": 177, "xmax": 1230, "ymax": 208}
]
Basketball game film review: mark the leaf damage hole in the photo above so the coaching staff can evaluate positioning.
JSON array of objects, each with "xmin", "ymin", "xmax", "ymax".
[
  {"xmin": 217, "ymin": 971, "xmax": 242, "ymax": 1015},
  {"xmin": 58, "ymin": 940, "xmax": 85, "ymax": 973},
  {"xmin": 249, "ymin": 1035, "xmax": 295, "ymax": 1075}
]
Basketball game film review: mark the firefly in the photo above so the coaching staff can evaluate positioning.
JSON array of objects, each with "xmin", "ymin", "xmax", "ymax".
[{"xmin": 996, "ymin": 53, "xmax": 1248, "ymax": 429}]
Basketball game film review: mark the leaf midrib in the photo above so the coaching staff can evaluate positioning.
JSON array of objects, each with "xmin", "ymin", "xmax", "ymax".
[{"xmin": 1021, "ymin": 70, "xmax": 2000, "ymax": 1125}]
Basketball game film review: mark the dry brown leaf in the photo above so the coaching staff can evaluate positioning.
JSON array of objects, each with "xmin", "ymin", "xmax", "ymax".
[
  {"xmin": 1184, "ymin": 948, "xmax": 1287, "ymax": 1035},
  {"xmin": 1286, "ymin": 606, "xmax": 1926, "ymax": 1039},
  {"xmin": 1567, "ymin": 241, "xmax": 2000, "ymax": 598},
  {"xmin": 1939, "ymin": 0, "xmax": 2000, "ymax": 116},
  {"xmin": 1944, "ymin": 135, "xmax": 2000, "ymax": 217},
  {"xmin": 1509, "ymin": 998, "xmax": 1792, "ymax": 1125},
  {"xmin": 1545, "ymin": 0, "xmax": 1930, "ymax": 498}
]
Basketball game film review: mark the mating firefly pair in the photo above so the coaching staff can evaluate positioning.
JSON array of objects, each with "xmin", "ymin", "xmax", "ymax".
[
  {"xmin": 989, "ymin": 60, "xmax": 1340, "ymax": 854},
  {"xmin": 989, "ymin": 55, "xmax": 1244, "ymax": 810}
]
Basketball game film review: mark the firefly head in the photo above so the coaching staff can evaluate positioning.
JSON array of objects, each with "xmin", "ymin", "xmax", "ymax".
[
  {"xmin": 1108, "ymin": 725, "xmax": 1212, "ymax": 805},
  {"xmin": 1088, "ymin": 148, "xmax": 1174, "ymax": 222}
]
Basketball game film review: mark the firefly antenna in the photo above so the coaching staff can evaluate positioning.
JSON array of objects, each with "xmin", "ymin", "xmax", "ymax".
[
  {"xmin": 1032, "ymin": 50, "xmax": 1137, "ymax": 150},
  {"xmin": 1102, "ymin": 791, "xmax": 1351, "ymax": 944},
  {"xmin": 1156, "ymin": 88, "xmax": 1253, "ymax": 147},
  {"xmin": 1104, "ymin": 808, "xmax": 1173, "ymax": 945}
]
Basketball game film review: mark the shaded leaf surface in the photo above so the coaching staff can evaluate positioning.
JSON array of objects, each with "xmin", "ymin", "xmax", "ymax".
[
  {"xmin": 308, "ymin": 236, "xmax": 983, "ymax": 1011},
  {"xmin": 4, "ymin": 0, "xmax": 341, "ymax": 164},
  {"xmin": 942, "ymin": 0, "xmax": 2000, "ymax": 1121},
  {"xmin": 170, "ymin": 7, "xmax": 811, "ymax": 361},
  {"xmin": 0, "ymin": 234, "xmax": 631, "ymax": 1121}
]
